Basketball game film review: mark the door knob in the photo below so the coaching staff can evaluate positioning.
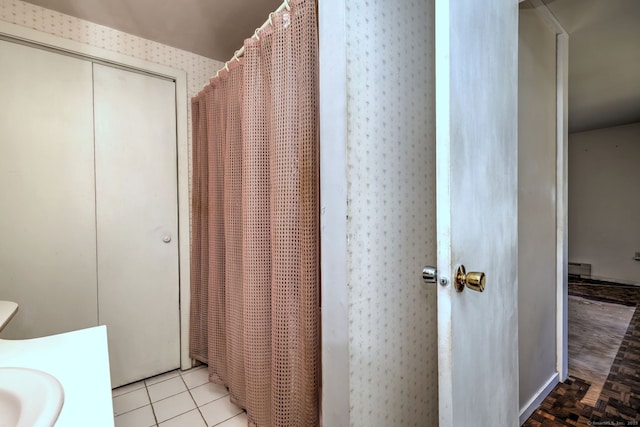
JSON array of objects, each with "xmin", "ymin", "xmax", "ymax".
[
  {"xmin": 422, "ymin": 266, "xmax": 437, "ymax": 284},
  {"xmin": 454, "ymin": 265, "xmax": 486, "ymax": 292}
]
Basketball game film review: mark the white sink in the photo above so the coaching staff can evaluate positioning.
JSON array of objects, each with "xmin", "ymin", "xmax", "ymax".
[{"xmin": 0, "ymin": 367, "xmax": 64, "ymax": 427}]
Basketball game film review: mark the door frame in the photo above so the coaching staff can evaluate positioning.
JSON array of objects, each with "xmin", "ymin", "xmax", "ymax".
[
  {"xmin": 551, "ymin": 9, "xmax": 569, "ymax": 384},
  {"xmin": 0, "ymin": 21, "xmax": 192, "ymax": 372},
  {"xmin": 517, "ymin": 1, "xmax": 569, "ymax": 422},
  {"xmin": 525, "ymin": 0, "xmax": 570, "ymax": 382},
  {"xmin": 318, "ymin": 1, "xmax": 350, "ymax": 425}
]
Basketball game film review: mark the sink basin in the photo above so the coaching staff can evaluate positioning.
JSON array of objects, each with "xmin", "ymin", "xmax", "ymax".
[{"xmin": 0, "ymin": 367, "xmax": 64, "ymax": 427}]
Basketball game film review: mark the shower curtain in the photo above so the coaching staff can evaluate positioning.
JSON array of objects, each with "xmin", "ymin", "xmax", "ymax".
[{"xmin": 189, "ymin": 0, "xmax": 319, "ymax": 426}]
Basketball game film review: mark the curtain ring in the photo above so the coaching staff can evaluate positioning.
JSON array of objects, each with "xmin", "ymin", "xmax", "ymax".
[
  {"xmin": 254, "ymin": 28, "xmax": 261, "ymax": 41},
  {"xmin": 284, "ymin": 0, "xmax": 291, "ymax": 11},
  {"xmin": 224, "ymin": 62, "xmax": 229, "ymax": 72},
  {"xmin": 268, "ymin": 12, "xmax": 275, "ymax": 26},
  {"xmin": 233, "ymin": 50, "xmax": 241, "ymax": 62}
]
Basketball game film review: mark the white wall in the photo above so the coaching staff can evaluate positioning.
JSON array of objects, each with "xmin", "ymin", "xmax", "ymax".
[
  {"xmin": 569, "ymin": 122, "xmax": 640, "ymax": 284},
  {"xmin": 517, "ymin": 1, "xmax": 559, "ymax": 419},
  {"xmin": 345, "ymin": 1, "xmax": 438, "ymax": 425}
]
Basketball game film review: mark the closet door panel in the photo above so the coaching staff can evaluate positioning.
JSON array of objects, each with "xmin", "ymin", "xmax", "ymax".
[
  {"xmin": 0, "ymin": 40, "xmax": 98, "ymax": 339},
  {"xmin": 93, "ymin": 63, "xmax": 180, "ymax": 387}
]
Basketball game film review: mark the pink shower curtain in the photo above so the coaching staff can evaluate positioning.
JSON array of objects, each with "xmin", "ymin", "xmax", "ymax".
[{"xmin": 189, "ymin": 0, "xmax": 319, "ymax": 426}]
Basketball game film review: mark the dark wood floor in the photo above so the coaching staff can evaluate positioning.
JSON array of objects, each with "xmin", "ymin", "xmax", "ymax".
[{"xmin": 523, "ymin": 279, "xmax": 640, "ymax": 426}]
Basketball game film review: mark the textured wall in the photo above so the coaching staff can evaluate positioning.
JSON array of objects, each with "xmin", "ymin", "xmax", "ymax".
[
  {"xmin": 345, "ymin": 1, "xmax": 437, "ymax": 425},
  {"xmin": 0, "ymin": 0, "xmax": 224, "ymax": 186},
  {"xmin": 569, "ymin": 123, "xmax": 640, "ymax": 284}
]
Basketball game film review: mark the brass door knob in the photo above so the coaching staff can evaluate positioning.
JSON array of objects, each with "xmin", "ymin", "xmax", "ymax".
[{"xmin": 454, "ymin": 265, "xmax": 486, "ymax": 292}]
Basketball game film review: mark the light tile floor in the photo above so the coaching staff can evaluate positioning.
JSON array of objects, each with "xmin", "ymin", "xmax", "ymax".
[{"xmin": 113, "ymin": 366, "xmax": 247, "ymax": 427}]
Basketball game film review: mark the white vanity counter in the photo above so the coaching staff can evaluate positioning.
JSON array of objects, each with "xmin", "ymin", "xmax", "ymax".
[{"xmin": 0, "ymin": 326, "xmax": 114, "ymax": 426}]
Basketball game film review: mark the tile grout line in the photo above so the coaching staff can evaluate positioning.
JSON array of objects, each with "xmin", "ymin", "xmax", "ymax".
[
  {"xmin": 148, "ymin": 374, "xmax": 192, "ymax": 425},
  {"xmin": 213, "ymin": 413, "xmax": 244, "ymax": 427},
  {"xmin": 145, "ymin": 381, "xmax": 160, "ymax": 426},
  {"xmin": 112, "ymin": 386, "xmax": 152, "ymax": 419},
  {"xmin": 180, "ymin": 367, "xmax": 245, "ymax": 427},
  {"xmin": 112, "ymin": 371, "xmax": 181, "ymax": 425},
  {"xmin": 114, "ymin": 367, "xmax": 236, "ymax": 427},
  {"xmin": 180, "ymin": 368, "xmax": 211, "ymax": 426}
]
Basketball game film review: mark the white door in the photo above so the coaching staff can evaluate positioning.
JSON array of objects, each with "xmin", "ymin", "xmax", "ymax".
[
  {"xmin": 0, "ymin": 40, "xmax": 98, "ymax": 339},
  {"xmin": 93, "ymin": 63, "xmax": 180, "ymax": 387},
  {"xmin": 435, "ymin": 0, "xmax": 520, "ymax": 425}
]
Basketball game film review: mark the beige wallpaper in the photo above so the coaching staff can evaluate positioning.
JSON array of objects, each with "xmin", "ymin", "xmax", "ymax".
[
  {"xmin": 0, "ymin": 0, "xmax": 224, "ymax": 183},
  {"xmin": 345, "ymin": 0, "xmax": 437, "ymax": 425}
]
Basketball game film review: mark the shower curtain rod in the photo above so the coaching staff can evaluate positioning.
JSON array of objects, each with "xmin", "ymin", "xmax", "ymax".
[{"xmin": 210, "ymin": 0, "xmax": 291, "ymax": 81}]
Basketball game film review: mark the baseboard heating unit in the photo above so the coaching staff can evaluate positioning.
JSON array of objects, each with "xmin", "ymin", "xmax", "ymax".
[{"xmin": 568, "ymin": 262, "xmax": 591, "ymax": 278}]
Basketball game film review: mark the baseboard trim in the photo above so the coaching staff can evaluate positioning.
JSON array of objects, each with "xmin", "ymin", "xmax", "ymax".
[
  {"xmin": 519, "ymin": 373, "xmax": 559, "ymax": 425},
  {"xmin": 589, "ymin": 275, "xmax": 640, "ymax": 287}
]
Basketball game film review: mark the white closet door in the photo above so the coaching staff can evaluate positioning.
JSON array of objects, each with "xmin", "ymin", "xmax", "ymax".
[
  {"xmin": 0, "ymin": 40, "xmax": 97, "ymax": 339},
  {"xmin": 93, "ymin": 63, "xmax": 180, "ymax": 387}
]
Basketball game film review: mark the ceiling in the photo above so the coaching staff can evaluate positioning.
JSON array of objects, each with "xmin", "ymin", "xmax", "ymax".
[
  {"xmin": 20, "ymin": 0, "xmax": 282, "ymax": 61},
  {"xmin": 542, "ymin": 0, "xmax": 640, "ymax": 133},
  {"xmin": 20, "ymin": 0, "xmax": 640, "ymax": 134}
]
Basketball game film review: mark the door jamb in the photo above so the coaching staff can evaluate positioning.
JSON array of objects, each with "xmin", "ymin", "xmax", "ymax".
[
  {"xmin": 527, "ymin": 0, "xmax": 570, "ymax": 381},
  {"xmin": 555, "ymin": 28, "xmax": 569, "ymax": 382},
  {"xmin": 318, "ymin": 0, "xmax": 350, "ymax": 425},
  {"xmin": 555, "ymin": 24, "xmax": 569, "ymax": 384}
]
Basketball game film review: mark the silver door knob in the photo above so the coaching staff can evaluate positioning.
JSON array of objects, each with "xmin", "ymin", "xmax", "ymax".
[
  {"xmin": 162, "ymin": 235, "xmax": 172, "ymax": 243},
  {"xmin": 422, "ymin": 266, "xmax": 437, "ymax": 284}
]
